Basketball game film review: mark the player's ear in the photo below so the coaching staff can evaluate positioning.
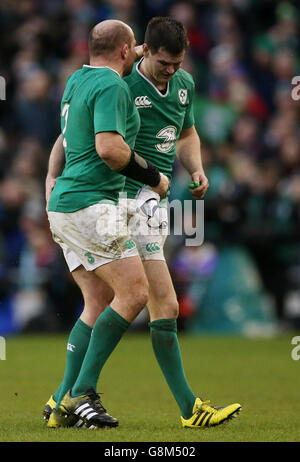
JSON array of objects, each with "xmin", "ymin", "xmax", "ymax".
[
  {"xmin": 121, "ymin": 43, "xmax": 129, "ymax": 60},
  {"xmin": 143, "ymin": 43, "xmax": 150, "ymax": 57}
]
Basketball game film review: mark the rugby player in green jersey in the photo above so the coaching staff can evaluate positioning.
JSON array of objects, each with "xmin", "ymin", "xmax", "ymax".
[
  {"xmin": 46, "ymin": 19, "xmax": 169, "ymax": 429},
  {"xmin": 45, "ymin": 18, "xmax": 241, "ymax": 429}
]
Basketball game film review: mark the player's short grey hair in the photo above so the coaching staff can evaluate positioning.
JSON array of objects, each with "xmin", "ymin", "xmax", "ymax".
[{"xmin": 89, "ymin": 20, "xmax": 132, "ymax": 57}]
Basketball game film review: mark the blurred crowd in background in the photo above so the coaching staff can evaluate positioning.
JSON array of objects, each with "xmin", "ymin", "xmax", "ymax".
[{"xmin": 0, "ymin": 0, "xmax": 300, "ymax": 335}]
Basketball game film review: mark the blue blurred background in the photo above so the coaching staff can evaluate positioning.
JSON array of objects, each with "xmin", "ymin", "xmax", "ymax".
[{"xmin": 0, "ymin": 0, "xmax": 299, "ymax": 336}]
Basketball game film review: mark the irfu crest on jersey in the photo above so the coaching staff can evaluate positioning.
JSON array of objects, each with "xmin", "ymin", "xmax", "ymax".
[{"xmin": 178, "ymin": 88, "xmax": 188, "ymax": 104}]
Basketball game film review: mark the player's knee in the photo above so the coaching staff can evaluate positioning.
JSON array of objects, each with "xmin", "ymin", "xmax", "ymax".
[
  {"xmin": 127, "ymin": 279, "xmax": 149, "ymax": 312},
  {"xmin": 80, "ymin": 299, "xmax": 104, "ymax": 326},
  {"xmin": 154, "ymin": 296, "xmax": 179, "ymax": 319},
  {"xmin": 164, "ymin": 298, "xmax": 179, "ymax": 319},
  {"xmin": 133, "ymin": 283, "xmax": 149, "ymax": 310},
  {"xmin": 80, "ymin": 288, "xmax": 112, "ymax": 324},
  {"xmin": 149, "ymin": 296, "xmax": 179, "ymax": 320},
  {"xmin": 139, "ymin": 288, "xmax": 149, "ymax": 309},
  {"xmin": 85, "ymin": 291, "xmax": 112, "ymax": 312}
]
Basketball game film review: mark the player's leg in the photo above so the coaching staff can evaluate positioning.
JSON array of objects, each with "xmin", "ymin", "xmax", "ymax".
[
  {"xmin": 52, "ymin": 255, "xmax": 148, "ymax": 428},
  {"xmin": 69, "ymin": 255, "xmax": 148, "ymax": 397},
  {"xmin": 49, "ymin": 256, "xmax": 148, "ymax": 428},
  {"xmin": 144, "ymin": 260, "xmax": 241, "ymax": 427},
  {"xmin": 132, "ymin": 200, "xmax": 197, "ymax": 418},
  {"xmin": 73, "ymin": 265, "xmax": 114, "ymax": 327},
  {"xmin": 143, "ymin": 260, "xmax": 196, "ymax": 419},
  {"xmin": 52, "ymin": 266, "xmax": 114, "ymax": 409},
  {"xmin": 144, "ymin": 260, "xmax": 178, "ymax": 321},
  {"xmin": 47, "ymin": 204, "xmax": 147, "ymax": 427},
  {"xmin": 131, "ymin": 200, "xmax": 197, "ymax": 419}
]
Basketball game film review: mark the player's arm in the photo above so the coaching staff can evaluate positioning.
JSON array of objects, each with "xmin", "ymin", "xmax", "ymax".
[
  {"xmin": 45, "ymin": 134, "xmax": 65, "ymax": 210},
  {"xmin": 96, "ymin": 132, "xmax": 169, "ymax": 198},
  {"xmin": 176, "ymin": 125, "xmax": 209, "ymax": 199}
]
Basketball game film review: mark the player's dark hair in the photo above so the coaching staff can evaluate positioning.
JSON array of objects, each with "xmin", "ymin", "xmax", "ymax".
[
  {"xmin": 89, "ymin": 22, "xmax": 132, "ymax": 57},
  {"xmin": 145, "ymin": 17, "xmax": 189, "ymax": 55}
]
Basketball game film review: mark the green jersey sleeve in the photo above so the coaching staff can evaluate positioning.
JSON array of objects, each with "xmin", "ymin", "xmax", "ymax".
[
  {"xmin": 182, "ymin": 80, "xmax": 195, "ymax": 130},
  {"xmin": 93, "ymin": 84, "xmax": 129, "ymax": 138}
]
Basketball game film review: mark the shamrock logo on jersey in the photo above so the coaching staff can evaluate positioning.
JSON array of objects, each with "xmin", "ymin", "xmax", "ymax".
[{"xmin": 178, "ymin": 89, "xmax": 188, "ymax": 105}]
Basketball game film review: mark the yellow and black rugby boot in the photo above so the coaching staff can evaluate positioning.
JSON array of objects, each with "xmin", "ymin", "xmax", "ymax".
[
  {"xmin": 181, "ymin": 397, "xmax": 241, "ymax": 428},
  {"xmin": 48, "ymin": 388, "xmax": 118, "ymax": 429},
  {"xmin": 44, "ymin": 395, "xmax": 85, "ymax": 427},
  {"xmin": 47, "ymin": 407, "xmax": 84, "ymax": 428},
  {"xmin": 43, "ymin": 395, "xmax": 56, "ymax": 421}
]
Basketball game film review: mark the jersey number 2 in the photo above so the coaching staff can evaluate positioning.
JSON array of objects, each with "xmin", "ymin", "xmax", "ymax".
[{"xmin": 62, "ymin": 103, "xmax": 70, "ymax": 148}]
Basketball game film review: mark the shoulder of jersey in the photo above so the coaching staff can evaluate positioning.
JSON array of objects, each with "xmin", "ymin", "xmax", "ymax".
[
  {"xmin": 92, "ymin": 69, "xmax": 130, "ymax": 94},
  {"xmin": 100, "ymin": 68, "xmax": 125, "ymax": 85},
  {"xmin": 123, "ymin": 66, "xmax": 139, "ymax": 87},
  {"xmin": 63, "ymin": 69, "xmax": 83, "ymax": 98},
  {"xmin": 67, "ymin": 67, "xmax": 123, "ymax": 85},
  {"xmin": 66, "ymin": 68, "xmax": 82, "ymax": 86},
  {"xmin": 174, "ymin": 68, "xmax": 195, "ymax": 88}
]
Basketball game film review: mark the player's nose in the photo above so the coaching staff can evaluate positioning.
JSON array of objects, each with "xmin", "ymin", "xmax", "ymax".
[{"xmin": 165, "ymin": 65, "xmax": 175, "ymax": 75}]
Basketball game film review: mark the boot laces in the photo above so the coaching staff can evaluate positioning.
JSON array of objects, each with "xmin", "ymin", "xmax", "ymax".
[
  {"xmin": 85, "ymin": 389, "xmax": 106, "ymax": 413},
  {"xmin": 196, "ymin": 399, "xmax": 218, "ymax": 415}
]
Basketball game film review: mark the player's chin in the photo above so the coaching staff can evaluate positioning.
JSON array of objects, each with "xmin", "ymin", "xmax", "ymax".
[{"xmin": 161, "ymin": 74, "xmax": 172, "ymax": 81}]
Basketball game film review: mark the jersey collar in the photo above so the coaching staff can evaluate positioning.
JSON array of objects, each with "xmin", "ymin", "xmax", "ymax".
[
  {"xmin": 136, "ymin": 58, "xmax": 169, "ymax": 98},
  {"xmin": 83, "ymin": 65, "xmax": 120, "ymax": 77}
]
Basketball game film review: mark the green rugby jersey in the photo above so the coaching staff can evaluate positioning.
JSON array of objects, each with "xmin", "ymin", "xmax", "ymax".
[
  {"xmin": 123, "ymin": 59, "xmax": 195, "ymax": 198},
  {"xmin": 48, "ymin": 65, "xmax": 140, "ymax": 212}
]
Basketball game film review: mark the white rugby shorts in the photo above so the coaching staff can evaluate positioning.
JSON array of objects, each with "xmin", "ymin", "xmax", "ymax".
[
  {"xmin": 125, "ymin": 197, "xmax": 169, "ymax": 262},
  {"xmin": 48, "ymin": 202, "xmax": 138, "ymax": 272}
]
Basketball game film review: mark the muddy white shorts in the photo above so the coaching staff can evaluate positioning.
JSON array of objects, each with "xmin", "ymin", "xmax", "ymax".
[
  {"xmin": 124, "ymin": 189, "xmax": 169, "ymax": 262},
  {"xmin": 48, "ymin": 202, "xmax": 139, "ymax": 272}
]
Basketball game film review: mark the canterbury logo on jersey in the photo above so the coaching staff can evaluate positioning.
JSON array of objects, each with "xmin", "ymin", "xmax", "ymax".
[
  {"xmin": 134, "ymin": 96, "xmax": 152, "ymax": 108},
  {"xmin": 146, "ymin": 242, "xmax": 160, "ymax": 252}
]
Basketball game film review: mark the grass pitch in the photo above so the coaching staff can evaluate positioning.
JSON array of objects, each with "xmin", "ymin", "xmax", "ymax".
[{"xmin": 0, "ymin": 331, "xmax": 299, "ymax": 443}]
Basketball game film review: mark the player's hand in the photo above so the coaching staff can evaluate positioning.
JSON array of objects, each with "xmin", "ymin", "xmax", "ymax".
[
  {"xmin": 45, "ymin": 175, "xmax": 56, "ymax": 211},
  {"xmin": 151, "ymin": 173, "xmax": 170, "ymax": 199},
  {"xmin": 134, "ymin": 45, "xmax": 144, "ymax": 61},
  {"xmin": 189, "ymin": 171, "xmax": 209, "ymax": 199}
]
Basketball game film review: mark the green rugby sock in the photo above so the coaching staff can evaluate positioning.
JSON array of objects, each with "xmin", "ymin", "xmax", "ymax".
[
  {"xmin": 54, "ymin": 318, "xmax": 92, "ymax": 408},
  {"xmin": 71, "ymin": 306, "xmax": 130, "ymax": 397},
  {"xmin": 149, "ymin": 318, "xmax": 196, "ymax": 419}
]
